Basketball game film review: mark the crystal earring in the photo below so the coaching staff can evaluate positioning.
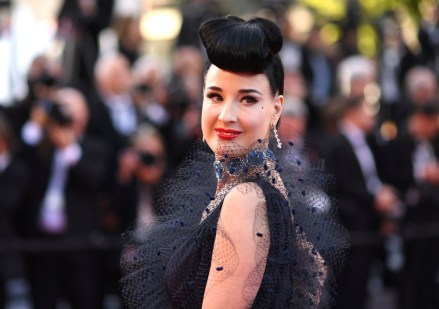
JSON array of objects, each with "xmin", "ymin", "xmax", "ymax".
[{"xmin": 273, "ymin": 124, "xmax": 281, "ymax": 149}]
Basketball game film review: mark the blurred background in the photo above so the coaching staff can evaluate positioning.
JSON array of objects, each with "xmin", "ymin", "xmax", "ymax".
[
  {"xmin": 0, "ymin": 0, "xmax": 438, "ymax": 308},
  {"xmin": 0, "ymin": 0, "xmax": 434, "ymax": 104}
]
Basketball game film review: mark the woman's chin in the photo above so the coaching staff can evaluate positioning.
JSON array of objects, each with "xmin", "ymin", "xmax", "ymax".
[{"xmin": 212, "ymin": 138, "xmax": 250, "ymax": 157}]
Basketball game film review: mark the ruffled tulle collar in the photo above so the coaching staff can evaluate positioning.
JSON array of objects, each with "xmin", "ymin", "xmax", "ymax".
[{"xmin": 119, "ymin": 137, "xmax": 349, "ymax": 309}]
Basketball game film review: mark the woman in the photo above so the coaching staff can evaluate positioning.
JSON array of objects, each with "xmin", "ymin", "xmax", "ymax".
[{"xmin": 120, "ymin": 15, "xmax": 347, "ymax": 308}]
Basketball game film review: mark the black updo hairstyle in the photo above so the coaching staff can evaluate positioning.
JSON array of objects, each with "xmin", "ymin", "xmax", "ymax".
[{"xmin": 199, "ymin": 15, "xmax": 284, "ymax": 96}]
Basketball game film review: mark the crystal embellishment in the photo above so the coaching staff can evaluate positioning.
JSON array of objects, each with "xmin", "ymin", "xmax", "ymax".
[
  {"xmin": 247, "ymin": 149, "xmax": 265, "ymax": 166},
  {"xmin": 214, "ymin": 161, "xmax": 224, "ymax": 180},
  {"xmin": 213, "ymin": 148, "xmax": 275, "ymax": 180}
]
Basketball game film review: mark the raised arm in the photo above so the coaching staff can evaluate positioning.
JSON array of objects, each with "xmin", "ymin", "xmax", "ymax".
[{"xmin": 202, "ymin": 183, "xmax": 270, "ymax": 308}]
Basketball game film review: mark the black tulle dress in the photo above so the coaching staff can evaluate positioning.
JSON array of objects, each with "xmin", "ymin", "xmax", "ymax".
[{"xmin": 120, "ymin": 139, "xmax": 348, "ymax": 308}]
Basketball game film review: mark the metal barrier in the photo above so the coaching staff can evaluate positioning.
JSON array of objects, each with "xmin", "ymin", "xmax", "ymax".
[
  {"xmin": 1, "ymin": 222, "xmax": 439, "ymax": 253},
  {"xmin": 0, "ymin": 235, "xmax": 123, "ymax": 253}
]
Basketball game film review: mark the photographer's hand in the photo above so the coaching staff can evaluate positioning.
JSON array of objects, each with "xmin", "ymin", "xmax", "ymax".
[
  {"xmin": 30, "ymin": 105, "xmax": 49, "ymax": 126},
  {"xmin": 21, "ymin": 106, "xmax": 49, "ymax": 146},
  {"xmin": 424, "ymin": 162, "xmax": 439, "ymax": 185},
  {"xmin": 374, "ymin": 185, "xmax": 404, "ymax": 219},
  {"xmin": 118, "ymin": 148, "xmax": 139, "ymax": 184}
]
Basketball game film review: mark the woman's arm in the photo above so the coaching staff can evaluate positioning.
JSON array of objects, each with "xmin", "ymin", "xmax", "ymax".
[{"xmin": 202, "ymin": 183, "xmax": 270, "ymax": 309}]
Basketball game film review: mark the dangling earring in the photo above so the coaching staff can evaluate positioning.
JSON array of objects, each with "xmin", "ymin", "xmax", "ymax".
[
  {"xmin": 273, "ymin": 123, "xmax": 281, "ymax": 149},
  {"xmin": 202, "ymin": 136, "xmax": 206, "ymax": 142}
]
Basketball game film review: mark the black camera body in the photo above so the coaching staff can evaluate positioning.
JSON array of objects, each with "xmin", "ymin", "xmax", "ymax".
[
  {"xmin": 50, "ymin": 103, "xmax": 73, "ymax": 127},
  {"xmin": 134, "ymin": 83, "xmax": 152, "ymax": 94},
  {"xmin": 139, "ymin": 152, "xmax": 156, "ymax": 166},
  {"xmin": 36, "ymin": 99, "xmax": 73, "ymax": 127},
  {"xmin": 28, "ymin": 70, "xmax": 58, "ymax": 88}
]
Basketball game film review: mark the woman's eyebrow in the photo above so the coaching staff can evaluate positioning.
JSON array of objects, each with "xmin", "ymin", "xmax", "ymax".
[
  {"xmin": 206, "ymin": 86, "xmax": 222, "ymax": 92},
  {"xmin": 206, "ymin": 86, "xmax": 263, "ymax": 95},
  {"xmin": 238, "ymin": 89, "xmax": 263, "ymax": 95}
]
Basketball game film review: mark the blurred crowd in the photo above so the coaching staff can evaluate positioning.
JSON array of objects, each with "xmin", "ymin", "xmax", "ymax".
[{"xmin": 0, "ymin": 0, "xmax": 439, "ymax": 308}]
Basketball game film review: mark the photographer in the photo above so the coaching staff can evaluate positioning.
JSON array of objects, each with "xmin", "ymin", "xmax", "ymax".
[
  {"xmin": 88, "ymin": 124, "xmax": 168, "ymax": 304},
  {"xmin": 115, "ymin": 124, "xmax": 168, "ymax": 232},
  {"xmin": 20, "ymin": 88, "xmax": 112, "ymax": 309},
  {"xmin": 374, "ymin": 102, "xmax": 439, "ymax": 308},
  {"xmin": 1, "ymin": 55, "xmax": 62, "ymax": 151}
]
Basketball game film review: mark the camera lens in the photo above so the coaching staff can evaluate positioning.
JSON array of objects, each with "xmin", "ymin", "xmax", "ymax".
[
  {"xmin": 134, "ymin": 84, "xmax": 151, "ymax": 94},
  {"xmin": 49, "ymin": 103, "xmax": 73, "ymax": 127},
  {"xmin": 139, "ymin": 153, "xmax": 156, "ymax": 166}
]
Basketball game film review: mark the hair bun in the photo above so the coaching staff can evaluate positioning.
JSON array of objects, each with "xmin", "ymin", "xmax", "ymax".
[
  {"xmin": 199, "ymin": 15, "xmax": 283, "ymax": 73},
  {"xmin": 247, "ymin": 17, "xmax": 283, "ymax": 54}
]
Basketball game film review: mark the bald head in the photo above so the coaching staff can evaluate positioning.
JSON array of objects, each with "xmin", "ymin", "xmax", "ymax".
[
  {"xmin": 94, "ymin": 53, "xmax": 132, "ymax": 95},
  {"xmin": 52, "ymin": 88, "xmax": 89, "ymax": 136},
  {"xmin": 405, "ymin": 66, "xmax": 437, "ymax": 104},
  {"xmin": 132, "ymin": 56, "xmax": 168, "ymax": 86}
]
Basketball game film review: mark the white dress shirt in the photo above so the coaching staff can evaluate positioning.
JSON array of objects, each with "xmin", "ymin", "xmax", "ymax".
[
  {"xmin": 38, "ymin": 143, "xmax": 82, "ymax": 233},
  {"xmin": 412, "ymin": 139, "xmax": 437, "ymax": 183},
  {"xmin": 104, "ymin": 94, "xmax": 137, "ymax": 136}
]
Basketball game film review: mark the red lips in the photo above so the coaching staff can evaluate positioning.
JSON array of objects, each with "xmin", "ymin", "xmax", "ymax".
[{"xmin": 214, "ymin": 128, "xmax": 242, "ymax": 140}]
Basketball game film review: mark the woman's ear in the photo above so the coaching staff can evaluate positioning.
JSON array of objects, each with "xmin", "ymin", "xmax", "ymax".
[{"xmin": 273, "ymin": 95, "xmax": 284, "ymax": 125}]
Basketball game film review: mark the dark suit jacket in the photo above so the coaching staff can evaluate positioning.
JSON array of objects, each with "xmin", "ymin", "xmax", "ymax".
[
  {"xmin": 85, "ymin": 89, "xmax": 138, "ymax": 151},
  {"xmin": 325, "ymin": 134, "xmax": 380, "ymax": 232},
  {"xmin": 0, "ymin": 99, "xmax": 32, "ymax": 141},
  {"xmin": 58, "ymin": 0, "xmax": 115, "ymax": 89},
  {"xmin": 58, "ymin": 0, "xmax": 114, "ymax": 36},
  {"xmin": 418, "ymin": 25, "xmax": 439, "ymax": 70},
  {"xmin": 373, "ymin": 132, "xmax": 439, "ymax": 225},
  {"xmin": 23, "ymin": 134, "xmax": 111, "ymax": 237},
  {"xmin": 0, "ymin": 156, "xmax": 30, "ymax": 278}
]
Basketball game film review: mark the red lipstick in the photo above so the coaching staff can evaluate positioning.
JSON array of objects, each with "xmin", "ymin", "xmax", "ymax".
[{"xmin": 215, "ymin": 128, "xmax": 242, "ymax": 140}]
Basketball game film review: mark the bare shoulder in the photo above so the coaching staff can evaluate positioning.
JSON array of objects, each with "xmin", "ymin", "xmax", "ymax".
[
  {"xmin": 225, "ymin": 182, "xmax": 264, "ymax": 204},
  {"xmin": 221, "ymin": 182, "xmax": 266, "ymax": 223}
]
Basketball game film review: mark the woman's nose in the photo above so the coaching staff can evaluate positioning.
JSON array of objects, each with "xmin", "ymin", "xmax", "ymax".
[{"xmin": 218, "ymin": 101, "xmax": 237, "ymax": 123}]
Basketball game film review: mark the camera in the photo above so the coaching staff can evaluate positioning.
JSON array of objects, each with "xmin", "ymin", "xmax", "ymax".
[
  {"xmin": 35, "ymin": 98, "xmax": 53, "ymax": 113},
  {"xmin": 133, "ymin": 83, "xmax": 152, "ymax": 94},
  {"xmin": 28, "ymin": 70, "xmax": 58, "ymax": 88},
  {"xmin": 138, "ymin": 152, "xmax": 163, "ymax": 166},
  {"xmin": 47, "ymin": 101, "xmax": 73, "ymax": 127}
]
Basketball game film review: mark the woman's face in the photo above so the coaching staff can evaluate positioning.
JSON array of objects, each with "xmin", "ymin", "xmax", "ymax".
[{"xmin": 201, "ymin": 65, "xmax": 283, "ymax": 155}]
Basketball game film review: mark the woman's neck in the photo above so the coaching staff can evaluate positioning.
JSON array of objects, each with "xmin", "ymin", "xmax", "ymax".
[{"xmin": 213, "ymin": 146, "xmax": 277, "ymax": 193}]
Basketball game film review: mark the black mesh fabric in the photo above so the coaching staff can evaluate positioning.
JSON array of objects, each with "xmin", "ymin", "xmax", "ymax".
[{"xmin": 120, "ymin": 139, "xmax": 349, "ymax": 308}]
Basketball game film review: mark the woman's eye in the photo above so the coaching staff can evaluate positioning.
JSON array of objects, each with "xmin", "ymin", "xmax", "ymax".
[
  {"xmin": 242, "ymin": 96, "xmax": 258, "ymax": 104},
  {"xmin": 206, "ymin": 93, "xmax": 223, "ymax": 103}
]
